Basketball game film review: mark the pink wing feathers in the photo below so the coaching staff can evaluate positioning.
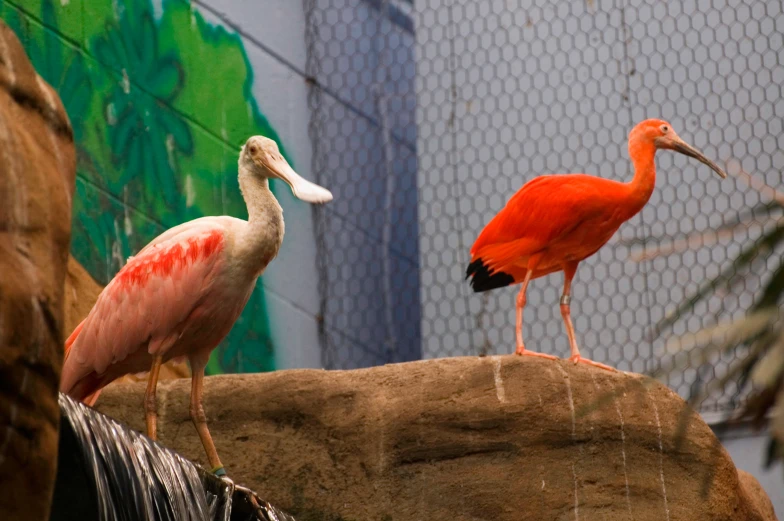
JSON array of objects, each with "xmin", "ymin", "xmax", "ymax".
[{"xmin": 61, "ymin": 218, "xmax": 235, "ymax": 401}]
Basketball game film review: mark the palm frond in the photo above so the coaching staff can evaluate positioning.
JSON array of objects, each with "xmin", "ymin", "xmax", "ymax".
[
  {"xmin": 621, "ymin": 200, "xmax": 782, "ymax": 251},
  {"xmin": 650, "ymin": 224, "xmax": 784, "ymax": 340}
]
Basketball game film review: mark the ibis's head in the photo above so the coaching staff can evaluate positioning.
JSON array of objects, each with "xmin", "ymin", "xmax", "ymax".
[
  {"xmin": 240, "ymin": 136, "xmax": 333, "ymax": 204},
  {"xmin": 631, "ymin": 118, "xmax": 726, "ymax": 179}
]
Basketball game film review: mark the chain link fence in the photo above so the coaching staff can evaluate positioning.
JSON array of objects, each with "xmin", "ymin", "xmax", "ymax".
[
  {"xmin": 303, "ymin": 0, "xmax": 784, "ymax": 414},
  {"xmin": 304, "ymin": 0, "xmax": 421, "ymax": 370}
]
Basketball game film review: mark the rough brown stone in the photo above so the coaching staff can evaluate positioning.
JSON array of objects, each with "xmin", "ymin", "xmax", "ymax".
[
  {"xmin": 0, "ymin": 21, "xmax": 75, "ymax": 521},
  {"xmin": 64, "ymin": 254, "xmax": 102, "ymax": 336},
  {"xmin": 64, "ymin": 254, "xmax": 191, "ymax": 382},
  {"xmin": 739, "ymin": 470, "xmax": 777, "ymax": 520},
  {"xmin": 96, "ymin": 356, "xmax": 778, "ymax": 521}
]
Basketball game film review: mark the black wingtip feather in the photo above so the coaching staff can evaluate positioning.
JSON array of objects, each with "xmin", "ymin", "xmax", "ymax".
[{"xmin": 466, "ymin": 258, "xmax": 515, "ymax": 292}]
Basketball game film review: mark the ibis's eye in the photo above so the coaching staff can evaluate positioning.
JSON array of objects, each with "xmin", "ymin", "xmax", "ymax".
[
  {"xmin": 661, "ymin": 125, "xmax": 669, "ymax": 133},
  {"xmin": 249, "ymin": 144, "xmax": 259, "ymax": 154}
]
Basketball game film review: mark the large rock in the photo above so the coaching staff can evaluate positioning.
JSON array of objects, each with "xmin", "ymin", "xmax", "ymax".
[
  {"xmin": 0, "ymin": 22, "xmax": 75, "ymax": 521},
  {"xmin": 96, "ymin": 356, "xmax": 777, "ymax": 521},
  {"xmin": 64, "ymin": 255, "xmax": 103, "ymax": 336}
]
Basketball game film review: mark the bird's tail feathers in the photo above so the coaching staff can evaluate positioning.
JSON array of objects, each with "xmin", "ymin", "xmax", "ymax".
[
  {"xmin": 466, "ymin": 240, "xmax": 536, "ymax": 292},
  {"xmin": 466, "ymin": 257, "xmax": 516, "ymax": 292}
]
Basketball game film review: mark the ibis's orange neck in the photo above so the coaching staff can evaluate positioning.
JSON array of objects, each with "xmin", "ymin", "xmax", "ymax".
[{"xmin": 624, "ymin": 138, "xmax": 657, "ymax": 219}]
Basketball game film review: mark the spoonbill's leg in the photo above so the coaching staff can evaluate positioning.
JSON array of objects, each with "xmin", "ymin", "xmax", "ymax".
[
  {"xmin": 515, "ymin": 255, "xmax": 556, "ymax": 359},
  {"xmin": 560, "ymin": 262, "xmax": 615, "ymax": 371},
  {"xmin": 189, "ymin": 356, "xmax": 226, "ymax": 476},
  {"xmin": 144, "ymin": 354, "xmax": 164, "ymax": 440}
]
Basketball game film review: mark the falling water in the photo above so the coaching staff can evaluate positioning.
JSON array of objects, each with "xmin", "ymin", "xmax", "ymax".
[
  {"xmin": 59, "ymin": 394, "xmax": 216, "ymax": 521},
  {"xmin": 56, "ymin": 394, "xmax": 296, "ymax": 521}
]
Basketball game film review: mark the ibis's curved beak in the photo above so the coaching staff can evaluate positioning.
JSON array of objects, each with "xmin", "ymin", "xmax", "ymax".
[
  {"xmin": 657, "ymin": 135, "xmax": 727, "ymax": 179},
  {"xmin": 262, "ymin": 154, "xmax": 333, "ymax": 204}
]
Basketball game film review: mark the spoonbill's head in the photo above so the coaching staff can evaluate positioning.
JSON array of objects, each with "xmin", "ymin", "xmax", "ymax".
[
  {"xmin": 240, "ymin": 135, "xmax": 333, "ymax": 203},
  {"xmin": 631, "ymin": 118, "xmax": 726, "ymax": 179}
]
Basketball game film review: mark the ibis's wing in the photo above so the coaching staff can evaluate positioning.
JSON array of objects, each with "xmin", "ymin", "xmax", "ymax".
[{"xmin": 469, "ymin": 174, "xmax": 612, "ymax": 268}]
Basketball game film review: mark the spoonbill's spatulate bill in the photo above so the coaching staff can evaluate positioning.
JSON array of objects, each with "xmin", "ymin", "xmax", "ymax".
[
  {"xmin": 60, "ymin": 136, "xmax": 332, "ymax": 476},
  {"xmin": 466, "ymin": 119, "xmax": 727, "ymax": 370}
]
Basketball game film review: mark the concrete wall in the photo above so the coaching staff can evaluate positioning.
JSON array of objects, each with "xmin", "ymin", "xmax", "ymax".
[
  {"xmin": 304, "ymin": 0, "xmax": 421, "ymax": 368},
  {"xmin": 5, "ymin": 0, "xmax": 322, "ymax": 373},
  {"xmin": 196, "ymin": 0, "xmax": 422, "ymax": 369}
]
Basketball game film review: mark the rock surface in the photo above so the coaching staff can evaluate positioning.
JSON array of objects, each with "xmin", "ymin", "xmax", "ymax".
[
  {"xmin": 0, "ymin": 22, "xmax": 75, "ymax": 521},
  {"xmin": 64, "ymin": 254, "xmax": 103, "ymax": 336},
  {"xmin": 97, "ymin": 355, "xmax": 778, "ymax": 521}
]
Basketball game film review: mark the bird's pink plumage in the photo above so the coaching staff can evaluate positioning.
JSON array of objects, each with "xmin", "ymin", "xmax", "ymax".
[
  {"xmin": 60, "ymin": 225, "xmax": 234, "ymax": 400},
  {"xmin": 115, "ymin": 230, "xmax": 224, "ymax": 289}
]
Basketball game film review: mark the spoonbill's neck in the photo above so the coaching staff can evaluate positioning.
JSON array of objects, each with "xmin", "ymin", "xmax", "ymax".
[
  {"xmin": 624, "ymin": 139, "xmax": 657, "ymax": 218},
  {"xmin": 236, "ymin": 166, "xmax": 285, "ymax": 274}
]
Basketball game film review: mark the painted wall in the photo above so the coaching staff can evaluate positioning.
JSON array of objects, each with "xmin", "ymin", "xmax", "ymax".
[{"xmin": 4, "ymin": 0, "xmax": 323, "ymax": 373}]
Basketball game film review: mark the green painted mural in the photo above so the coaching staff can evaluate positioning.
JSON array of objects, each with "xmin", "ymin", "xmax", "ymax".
[{"xmin": 5, "ymin": 0, "xmax": 290, "ymax": 374}]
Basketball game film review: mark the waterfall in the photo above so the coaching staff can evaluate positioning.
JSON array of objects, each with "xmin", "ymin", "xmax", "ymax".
[{"xmin": 52, "ymin": 394, "xmax": 294, "ymax": 521}]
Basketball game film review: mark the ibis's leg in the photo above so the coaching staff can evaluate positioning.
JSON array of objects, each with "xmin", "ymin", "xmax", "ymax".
[
  {"xmin": 515, "ymin": 257, "xmax": 556, "ymax": 359},
  {"xmin": 189, "ymin": 356, "xmax": 226, "ymax": 476},
  {"xmin": 560, "ymin": 262, "xmax": 615, "ymax": 371},
  {"xmin": 144, "ymin": 354, "xmax": 164, "ymax": 440},
  {"xmin": 514, "ymin": 270, "xmax": 532, "ymax": 353}
]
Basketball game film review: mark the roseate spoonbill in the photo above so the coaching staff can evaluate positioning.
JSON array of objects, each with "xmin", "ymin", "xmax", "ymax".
[
  {"xmin": 466, "ymin": 119, "xmax": 726, "ymax": 369},
  {"xmin": 60, "ymin": 136, "xmax": 332, "ymax": 476}
]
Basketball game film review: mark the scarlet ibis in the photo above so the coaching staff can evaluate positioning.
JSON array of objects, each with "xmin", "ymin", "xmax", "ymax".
[
  {"xmin": 60, "ymin": 136, "xmax": 332, "ymax": 475},
  {"xmin": 466, "ymin": 119, "xmax": 726, "ymax": 369}
]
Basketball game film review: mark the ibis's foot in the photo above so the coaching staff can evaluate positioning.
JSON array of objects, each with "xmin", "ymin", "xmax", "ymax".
[
  {"xmin": 568, "ymin": 354, "xmax": 616, "ymax": 371},
  {"xmin": 515, "ymin": 345, "xmax": 558, "ymax": 359},
  {"xmin": 212, "ymin": 465, "xmax": 228, "ymax": 477}
]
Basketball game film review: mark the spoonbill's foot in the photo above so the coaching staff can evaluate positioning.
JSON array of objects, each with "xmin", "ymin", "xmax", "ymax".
[
  {"xmin": 236, "ymin": 484, "xmax": 255, "ymax": 495},
  {"xmin": 568, "ymin": 354, "xmax": 615, "ymax": 371},
  {"xmin": 515, "ymin": 345, "xmax": 558, "ymax": 359}
]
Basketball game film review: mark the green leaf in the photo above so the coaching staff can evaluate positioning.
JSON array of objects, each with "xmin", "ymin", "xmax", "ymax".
[
  {"xmin": 159, "ymin": 104, "xmax": 193, "ymax": 153},
  {"xmin": 753, "ymin": 259, "xmax": 784, "ymax": 311},
  {"xmin": 147, "ymin": 56, "xmax": 183, "ymax": 101},
  {"xmin": 138, "ymin": 13, "xmax": 156, "ymax": 65},
  {"xmin": 110, "ymin": 103, "xmax": 136, "ymax": 157}
]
